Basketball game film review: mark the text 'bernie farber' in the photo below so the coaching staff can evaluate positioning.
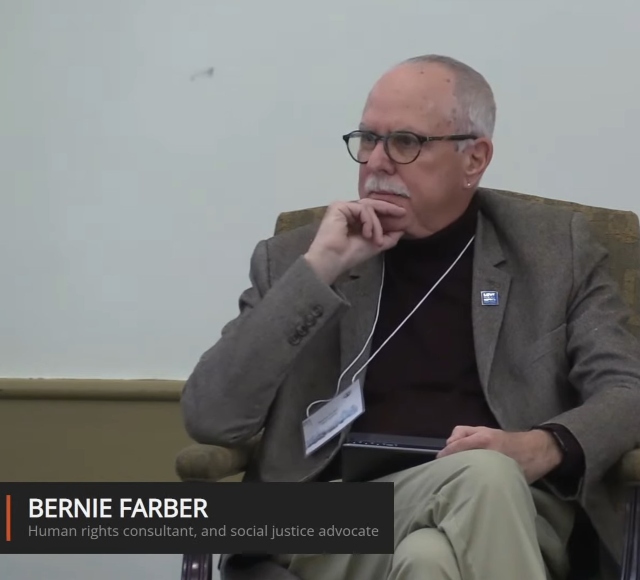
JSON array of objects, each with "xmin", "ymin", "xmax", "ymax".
[{"xmin": 29, "ymin": 498, "xmax": 208, "ymax": 518}]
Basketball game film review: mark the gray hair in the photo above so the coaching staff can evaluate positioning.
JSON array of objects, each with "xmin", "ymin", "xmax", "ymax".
[{"xmin": 399, "ymin": 54, "xmax": 496, "ymax": 148}]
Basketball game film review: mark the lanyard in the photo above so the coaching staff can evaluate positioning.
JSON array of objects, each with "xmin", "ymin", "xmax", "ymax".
[{"xmin": 306, "ymin": 234, "xmax": 475, "ymax": 417}]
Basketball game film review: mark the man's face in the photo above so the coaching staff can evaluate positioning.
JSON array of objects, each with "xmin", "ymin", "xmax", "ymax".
[{"xmin": 356, "ymin": 63, "xmax": 490, "ymax": 237}]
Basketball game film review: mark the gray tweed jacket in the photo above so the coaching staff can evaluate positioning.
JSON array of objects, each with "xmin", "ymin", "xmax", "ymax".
[{"xmin": 182, "ymin": 188, "xmax": 640, "ymax": 580}]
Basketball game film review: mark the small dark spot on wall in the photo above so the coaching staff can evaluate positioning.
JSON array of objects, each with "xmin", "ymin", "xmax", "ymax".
[{"xmin": 191, "ymin": 67, "xmax": 215, "ymax": 81}]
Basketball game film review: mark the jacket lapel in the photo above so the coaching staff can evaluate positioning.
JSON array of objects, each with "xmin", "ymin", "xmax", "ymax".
[
  {"xmin": 335, "ymin": 255, "xmax": 384, "ymax": 392},
  {"xmin": 472, "ymin": 211, "xmax": 511, "ymax": 392},
  {"xmin": 334, "ymin": 204, "xmax": 510, "ymax": 397}
]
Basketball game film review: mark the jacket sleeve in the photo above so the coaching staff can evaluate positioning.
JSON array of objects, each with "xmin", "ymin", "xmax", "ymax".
[
  {"xmin": 180, "ymin": 239, "xmax": 350, "ymax": 446},
  {"xmin": 541, "ymin": 211, "xmax": 640, "ymax": 500}
]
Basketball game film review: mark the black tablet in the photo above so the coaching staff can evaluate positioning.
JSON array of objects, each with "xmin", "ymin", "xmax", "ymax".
[{"xmin": 341, "ymin": 432, "xmax": 448, "ymax": 482}]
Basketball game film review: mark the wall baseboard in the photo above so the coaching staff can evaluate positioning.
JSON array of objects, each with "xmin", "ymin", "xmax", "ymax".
[
  {"xmin": 0, "ymin": 378, "xmax": 192, "ymax": 482},
  {"xmin": 0, "ymin": 378, "xmax": 184, "ymax": 401}
]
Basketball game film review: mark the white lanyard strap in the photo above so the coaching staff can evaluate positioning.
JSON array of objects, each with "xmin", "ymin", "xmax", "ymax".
[
  {"xmin": 306, "ymin": 234, "xmax": 475, "ymax": 416},
  {"xmin": 348, "ymin": 234, "xmax": 475, "ymax": 385}
]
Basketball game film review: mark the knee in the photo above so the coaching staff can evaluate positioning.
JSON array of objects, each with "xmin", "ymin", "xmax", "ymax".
[
  {"xmin": 446, "ymin": 449, "xmax": 527, "ymax": 490},
  {"xmin": 392, "ymin": 529, "xmax": 456, "ymax": 577}
]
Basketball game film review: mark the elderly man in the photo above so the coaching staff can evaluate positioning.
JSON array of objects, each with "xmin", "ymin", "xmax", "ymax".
[{"xmin": 181, "ymin": 55, "xmax": 640, "ymax": 580}]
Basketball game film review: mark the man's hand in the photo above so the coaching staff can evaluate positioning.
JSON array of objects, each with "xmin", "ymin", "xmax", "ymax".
[
  {"xmin": 436, "ymin": 426, "xmax": 563, "ymax": 483},
  {"xmin": 304, "ymin": 199, "xmax": 406, "ymax": 285}
]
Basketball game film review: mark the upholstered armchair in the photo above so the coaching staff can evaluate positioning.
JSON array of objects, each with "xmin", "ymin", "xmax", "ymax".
[{"xmin": 177, "ymin": 189, "xmax": 640, "ymax": 580}]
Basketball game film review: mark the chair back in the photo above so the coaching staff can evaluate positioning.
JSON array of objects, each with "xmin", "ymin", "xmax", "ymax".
[{"xmin": 274, "ymin": 188, "xmax": 640, "ymax": 336}]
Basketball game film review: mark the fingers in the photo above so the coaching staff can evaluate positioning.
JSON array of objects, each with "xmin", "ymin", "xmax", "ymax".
[
  {"xmin": 359, "ymin": 204, "xmax": 384, "ymax": 245},
  {"xmin": 339, "ymin": 202, "xmax": 387, "ymax": 246},
  {"xmin": 437, "ymin": 427, "xmax": 501, "ymax": 459},
  {"xmin": 367, "ymin": 205, "xmax": 384, "ymax": 246},
  {"xmin": 447, "ymin": 425, "xmax": 480, "ymax": 444},
  {"xmin": 358, "ymin": 198, "xmax": 407, "ymax": 216},
  {"xmin": 360, "ymin": 204, "xmax": 374, "ymax": 240},
  {"xmin": 327, "ymin": 198, "xmax": 406, "ymax": 220},
  {"xmin": 437, "ymin": 431, "xmax": 487, "ymax": 458},
  {"xmin": 323, "ymin": 199, "xmax": 405, "ymax": 252}
]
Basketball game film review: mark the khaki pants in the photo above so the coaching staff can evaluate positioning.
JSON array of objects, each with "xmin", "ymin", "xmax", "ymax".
[{"xmin": 279, "ymin": 449, "xmax": 575, "ymax": 580}]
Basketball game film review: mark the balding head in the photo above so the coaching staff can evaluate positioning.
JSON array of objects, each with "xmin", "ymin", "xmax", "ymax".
[
  {"xmin": 365, "ymin": 55, "xmax": 496, "ymax": 146},
  {"xmin": 353, "ymin": 55, "xmax": 495, "ymax": 237},
  {"xmin": 398, "ymin": 55, "xmax": 496, "ymax": 142},
  {"xmin": 365, "ymin": 61, "xmax": 458, "ymax": 136}
]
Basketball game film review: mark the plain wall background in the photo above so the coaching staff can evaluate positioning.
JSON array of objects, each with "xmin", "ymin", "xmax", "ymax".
[
  {"xmin": 1, "ymin": 1, "xmax": 639, "ymax": 578},
  {"xmin": 2, "ymin": 0, "xmax": 640, "ymax": 381}
]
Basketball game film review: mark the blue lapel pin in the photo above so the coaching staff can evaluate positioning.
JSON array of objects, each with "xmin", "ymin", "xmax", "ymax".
[{"xmin": 481, "ymin": 291, "xmax": 499, "ymax": 306}]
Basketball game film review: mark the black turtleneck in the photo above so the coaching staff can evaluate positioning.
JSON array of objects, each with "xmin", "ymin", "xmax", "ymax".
[
  {"xmin": 318, "ymin": 194, "xmax": 584, "ymax": 493},
  {"xmin": 350, "ymin": 194, "xmax": 501, "ymax": 438}
]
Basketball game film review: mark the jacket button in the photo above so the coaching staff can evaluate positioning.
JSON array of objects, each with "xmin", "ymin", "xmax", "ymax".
[
  {"xmin": 311, "ymin": 305, "xmax": 324, "ymax": 317},
  {"xmin": 304, "ymin": 314, "xmax": 317, "ymax": 327},
  {"xmin": 288, "ymin": 335, "xmax": 302, "ymax": 346},
  {"xmin": 296, "ymin": 324, "xmax": 308, "ymax": 336}
]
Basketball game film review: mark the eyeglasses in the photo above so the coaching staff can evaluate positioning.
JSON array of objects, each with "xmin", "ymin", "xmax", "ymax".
[{"xmin": 342, "ymin": 130, "xmax": 477, "ymax": 165}]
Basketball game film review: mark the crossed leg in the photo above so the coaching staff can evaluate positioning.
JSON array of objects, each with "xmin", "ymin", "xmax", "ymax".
[{"xmin": 282, "ymin": 449, "xmax": 575, "ymax": 580}]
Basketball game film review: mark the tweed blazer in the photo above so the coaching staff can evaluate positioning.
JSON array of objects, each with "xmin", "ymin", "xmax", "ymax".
[{"xmin": 182, "ymin": 188, "xmax": 640, "ymax": 580}]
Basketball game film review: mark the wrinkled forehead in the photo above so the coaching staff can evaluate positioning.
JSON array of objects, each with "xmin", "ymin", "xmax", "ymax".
[{"xmin": 360, "ymin": 64, "xmax": 456, "ymax": 135}]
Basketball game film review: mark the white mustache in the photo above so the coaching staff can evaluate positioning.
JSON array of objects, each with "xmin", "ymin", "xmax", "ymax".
[{"xmin": 364, "ymin": 175, "xmax": 411, "ymax": 198}]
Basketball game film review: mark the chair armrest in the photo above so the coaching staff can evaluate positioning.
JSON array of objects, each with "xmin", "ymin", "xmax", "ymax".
[
  {"xmin": 175, "ymin": 437, "xmax": 259, "ymax": 482},
  {"xmin": 617, "ymin": 447, "xmax": 640, "ymax": 485}
]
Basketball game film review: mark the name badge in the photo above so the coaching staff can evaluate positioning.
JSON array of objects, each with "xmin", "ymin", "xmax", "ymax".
[{"xmin": 302, "ymin": 380, "xmax": 364, "ymax": 456}]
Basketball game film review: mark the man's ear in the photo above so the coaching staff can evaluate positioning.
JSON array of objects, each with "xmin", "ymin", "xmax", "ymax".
[{"xmin": 464, "ymin": 137, "xmax": 493, "ymax": 183}]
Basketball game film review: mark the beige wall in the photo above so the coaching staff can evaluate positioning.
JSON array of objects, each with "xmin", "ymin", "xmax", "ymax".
[{"xmin": 0, "ymin": 379, "xmax": 192, "ymax": 482}]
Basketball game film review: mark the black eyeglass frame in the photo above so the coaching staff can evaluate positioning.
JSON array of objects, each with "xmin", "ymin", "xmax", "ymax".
[{"xmin": 342, "ymin": 130, "xmax": 478, "ymax": 164}]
